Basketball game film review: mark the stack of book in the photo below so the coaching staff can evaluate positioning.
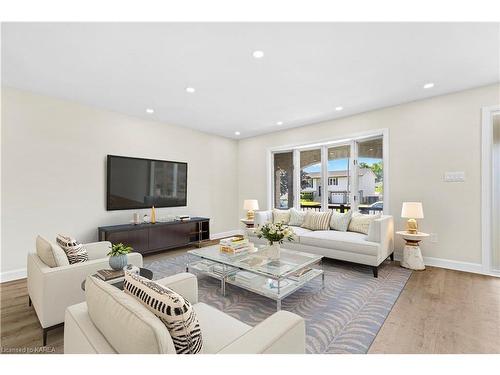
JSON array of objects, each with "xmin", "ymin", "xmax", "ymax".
[
  {"xmin": 220, "ymin": 236, "xmax": 252, "ymax": 254},
  {"xmin": 96, "ymin": 269, "xmax": 125, "ymax": 282}
]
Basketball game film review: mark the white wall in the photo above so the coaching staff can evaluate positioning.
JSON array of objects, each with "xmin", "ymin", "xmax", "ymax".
[
  {"xmin": 1, "ymin": 87, "xmax": 240, "ymax": 280},
  {"xmin": 238, "ymin": 84, "xmax": 500, "ymax": 270}
]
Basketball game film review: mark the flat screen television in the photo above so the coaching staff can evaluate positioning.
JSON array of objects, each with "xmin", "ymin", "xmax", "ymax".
[{"xmin": 107, "ymin": 155, "xmax": 187, "ymax": 210}]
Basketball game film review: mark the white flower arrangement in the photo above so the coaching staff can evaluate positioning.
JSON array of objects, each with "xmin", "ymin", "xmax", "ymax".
[{"xmin": 254, "ymin": 221, "xmax": 295, "ymax": 245}]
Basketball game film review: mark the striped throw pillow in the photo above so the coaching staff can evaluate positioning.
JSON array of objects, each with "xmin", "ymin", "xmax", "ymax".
[
  {"xmin": 123, "ymin": 272, "xmax": 203, "ymax": 354},
  {"xmin": 56, "ymin": 234, "xmax": 88, "ymax": 264},
  {"xmin": 301, "ymin": 211, "xmax": 332, "ymax": 231}
]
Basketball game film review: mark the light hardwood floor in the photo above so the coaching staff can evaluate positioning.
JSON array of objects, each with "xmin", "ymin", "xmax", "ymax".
[
  {"xmin": 1, "ymin": 254, "xmax": 500, "ymax": 354},
  {"xmin": 369, "ymin": 266, "xmax": 500, "ymax": 353}
]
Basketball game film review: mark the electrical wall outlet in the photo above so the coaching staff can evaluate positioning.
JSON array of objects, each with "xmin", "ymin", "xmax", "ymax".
[
  {"xmin": 429, "ymin": 233, "xmax": 438, "ymax": 243},
  {"xmin": 444, "ymin": 171, "xmax": 465, "ymax": 182}
]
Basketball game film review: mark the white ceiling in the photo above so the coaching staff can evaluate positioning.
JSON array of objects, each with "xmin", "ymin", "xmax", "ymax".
[{"xmin": 2, "ymin": 23, "xmax": 499, "ymax": 139}]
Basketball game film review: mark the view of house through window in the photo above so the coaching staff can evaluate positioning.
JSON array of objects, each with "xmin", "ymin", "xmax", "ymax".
[
  {"xmin": 300, "ymin": 149, "xmax": 322, "ymax": 211},
  {"xmin": 273, "ymin": 151, "xmax": 294, "ymax": 209},
  {"xmin": 271, "ymin": 134, "xmax": 385, "ymax": 214},
  {"xmin": 327, "ymin": 145, "xmax": 351, "ymax": 211},
  {"xmin": 357, "ymin": 137, "xmax": 384, "ymax": 214}
]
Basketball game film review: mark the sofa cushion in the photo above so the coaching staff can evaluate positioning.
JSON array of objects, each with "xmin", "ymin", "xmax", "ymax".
[
  {"xmin": 299, "ymin": 230, "xmax": 380, "ymax": 256},
  {"xmin": 193, "ymin": 302, "xmax": 251, "ymax": 354},
  {"xmin": 123, "ymin": 272, "xmax": 203, "ymax": 354},
  {"xmin": 348, "ymin": 213, "xmax": 381, "ymax": 235},
  {"xmin": 301, "ymin": 211, "xmax": 332, "ymax": 231},
  {"xmin": 85, "ymin": 275, "xmax": 176, "ymax": 354},
  {"xmin": 330, "ymin": 210, "xmax": 352, "ymax": 231},
  {"xmin": 36, "ymin": 235, "xmax": 70, "ymax": 267},
  {"xmin": 273, "ymin": 209, "xmax": 290, "ymax": 224},
  {"xmin": 289, "ymin": 208, "xmax": 307, "ymax": 226}
]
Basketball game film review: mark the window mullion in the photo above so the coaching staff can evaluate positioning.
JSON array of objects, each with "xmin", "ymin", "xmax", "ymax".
[
  {"xmin": 321, "ymin": 146, "xmax": 328, "ymax": 211},
  {"xmin": 350, "ymin": 140, "xmax": 359, "ymax": 212},
  {"xmin": 293, "ymin": 149, "xmax": 300, "ymax": 210}
]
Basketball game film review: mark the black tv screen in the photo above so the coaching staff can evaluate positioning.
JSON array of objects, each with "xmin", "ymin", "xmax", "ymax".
[{"xmin": 107, "ymin": 155, "xmax": 187, "ymax": 210}]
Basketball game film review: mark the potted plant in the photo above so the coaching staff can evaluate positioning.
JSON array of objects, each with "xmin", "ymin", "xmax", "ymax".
[
  {"xmin": 107, "ymin": 243, "xmax": 133, "ymax": 270},
  {"xmin": 254, "ymin": 222, "xmax": 294, "ymax": 259}
]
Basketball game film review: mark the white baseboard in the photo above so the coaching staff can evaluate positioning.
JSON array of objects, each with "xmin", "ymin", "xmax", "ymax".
[
  {"xmin": 0, "ymin": 229, "xmax": 244, "ymax": 284},
  {"xmin": 0, "ymin": 268, "xmax": 27, "ymax": 283},
  {"xmin": 394, "ymin": 252, "xmax": 487, "ymax": 276},
  {"xmin": 210, "ymin": 229, "xmax": 244, "ymax": 240}
]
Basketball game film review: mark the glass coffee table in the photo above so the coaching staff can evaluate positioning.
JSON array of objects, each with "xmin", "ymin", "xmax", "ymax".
[{"xmin": 186, "ymin": 245, "xmax": 324, "ymax": 311}]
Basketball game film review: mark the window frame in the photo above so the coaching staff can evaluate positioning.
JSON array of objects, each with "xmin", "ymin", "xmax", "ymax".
[{"xmin": 267, "ymin": 129, "xmax": 389, "ymax": 214}]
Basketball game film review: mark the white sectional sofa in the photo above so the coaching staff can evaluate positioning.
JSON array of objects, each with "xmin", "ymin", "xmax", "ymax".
[
  {"xmin": 248, "ymin": 211, "xmax": 394, "ymax": 277},
  {"xmin": 64, "ymin": 273, "xmax": 306, "ymax": 354}
]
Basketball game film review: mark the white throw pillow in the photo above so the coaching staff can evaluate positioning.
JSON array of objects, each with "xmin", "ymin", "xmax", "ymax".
[
  {"xmin": 348, "ymin": 212, "xmax": 381, "ymax": 235},
  {"xmin": 330, "ymin": 210, "xmax": 352, "ymax": 231},
  {"xmin": 289, "ymin": 208, "xmax": 307, "ymax": 226},
  {"xmin": 36, "ymin": 235, "xmax": 70, "ymax": 268},
  {"xmin": 301, "ymin": 211, "xmax": 332, "ymax": 231},
  {"xmin": 273, "ymin": 209, "xmax": 290, "ymax": 224}
]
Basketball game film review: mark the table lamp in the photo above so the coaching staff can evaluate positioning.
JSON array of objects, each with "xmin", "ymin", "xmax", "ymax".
[
  {"xmin": 401, "ymin": 202, "xmax": 424, "ymax": 234},
  {"xmin": 243, "ymin": 199, "xmax": 259, "ymax": 220}
]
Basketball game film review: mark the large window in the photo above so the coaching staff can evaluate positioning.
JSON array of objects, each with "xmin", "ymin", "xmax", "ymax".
[{"xmin": 270, "ymin": 132, "xmax": 386, "ymax": 214}]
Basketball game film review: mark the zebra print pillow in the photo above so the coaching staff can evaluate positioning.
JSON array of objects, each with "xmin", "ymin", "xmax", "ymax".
[
  {"xmin": 56, "ymin": 234, "xmax": 88, "ymax": 264},
  {"xmin": 123, "ymin": 272, "xmax": 203, "ymax": 354}
]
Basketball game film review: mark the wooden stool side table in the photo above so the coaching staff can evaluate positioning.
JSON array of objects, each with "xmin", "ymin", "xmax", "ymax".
[
  {"xmin": 396, "ymin": 231, "xmax": 430, "ymax": 271},
  {"xmin": 240, "ymin": 218, "xmax": 255, "ymax": 228}
]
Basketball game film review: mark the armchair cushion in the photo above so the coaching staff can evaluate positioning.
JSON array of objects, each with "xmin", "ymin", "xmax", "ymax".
[
  {"xmin": 218, "ymin": 310, "xmax": 305, "ymax": 354},
  {"xmin": 86, "ymin": 275, "xmax": 175, "ymax": 354},
  {"xmin": 192, "ymin": 302, "xmax": 251, "ymax": 353},
  {"xmin": 84, "ymin": 241, "xmax": 112, "ymax": 261},
  {"xmin": 36, "ymin": 235, "xmax": 69, "ymax": 268},
  {"xmin": 123, "ymin": 272, "xmax": 203, "ymax": 354}
]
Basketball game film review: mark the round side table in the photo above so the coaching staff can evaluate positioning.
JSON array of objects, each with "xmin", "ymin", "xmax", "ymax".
[{"xmin": 396, "ymin": 231, "xmax": 429, "ymax": 271}]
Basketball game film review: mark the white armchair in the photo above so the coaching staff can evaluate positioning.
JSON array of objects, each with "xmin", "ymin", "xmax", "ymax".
[
  {"xmin": 27, "ymin": 239, "xmax": 143, "ymax": 346},
  {"xmin": 64, "ymin": 273, "xmax": 306, "ymax": 354}
]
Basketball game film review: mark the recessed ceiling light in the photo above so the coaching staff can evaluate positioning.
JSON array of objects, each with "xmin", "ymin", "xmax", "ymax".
[
  {"xmin": 335, "ymin": 106, "xmax": 343, "ymax": 111},
  {"xmin": 252, "ymin": 50, "xmax": 264, "ymax": 59},
  {"xmin": 234, "ymin": 131, "xmax": 241, "ymax": 136},
  {"xmin": 145, "ymin": 108, "xmax": 154, "ymax": 114},
  {"xmin": 185, "ymin": 87, "xmax": 196, "ymax": 93},
  {"xmin": 276, "ymin": 121, "xmax": 283, "ymax": 126},
  {"xmin": 423, "ymin": 82, "xmax": 434, "ymax": 89}
]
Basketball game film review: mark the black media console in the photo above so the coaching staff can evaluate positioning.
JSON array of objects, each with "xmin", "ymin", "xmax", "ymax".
[{"xmin": 98, "ymin": 217, "xmax": 210, "ymax": 255}]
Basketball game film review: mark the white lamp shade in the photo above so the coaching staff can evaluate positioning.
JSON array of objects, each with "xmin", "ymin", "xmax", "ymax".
[
  {"xmin": 243, "ymin": 199, "xmax": 259, "ymax": 210},
  {"xmin": 401, "ymin": 202, "xmax": 424, "ymax": 219}
]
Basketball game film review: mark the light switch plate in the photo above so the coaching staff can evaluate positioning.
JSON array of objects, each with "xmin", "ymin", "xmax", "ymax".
[
  {"xmin": 429, "ymin": 233, "xmax": 438, "ymax": 243},
  {"xmin": 444, "ymin": 171, "xmax": 465, "ymax": 182}
]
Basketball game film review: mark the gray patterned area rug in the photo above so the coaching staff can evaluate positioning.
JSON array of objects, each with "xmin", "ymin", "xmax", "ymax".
[{"xmin": 144, "ymin": 254, "xmax": 411, "ymax": 354}]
